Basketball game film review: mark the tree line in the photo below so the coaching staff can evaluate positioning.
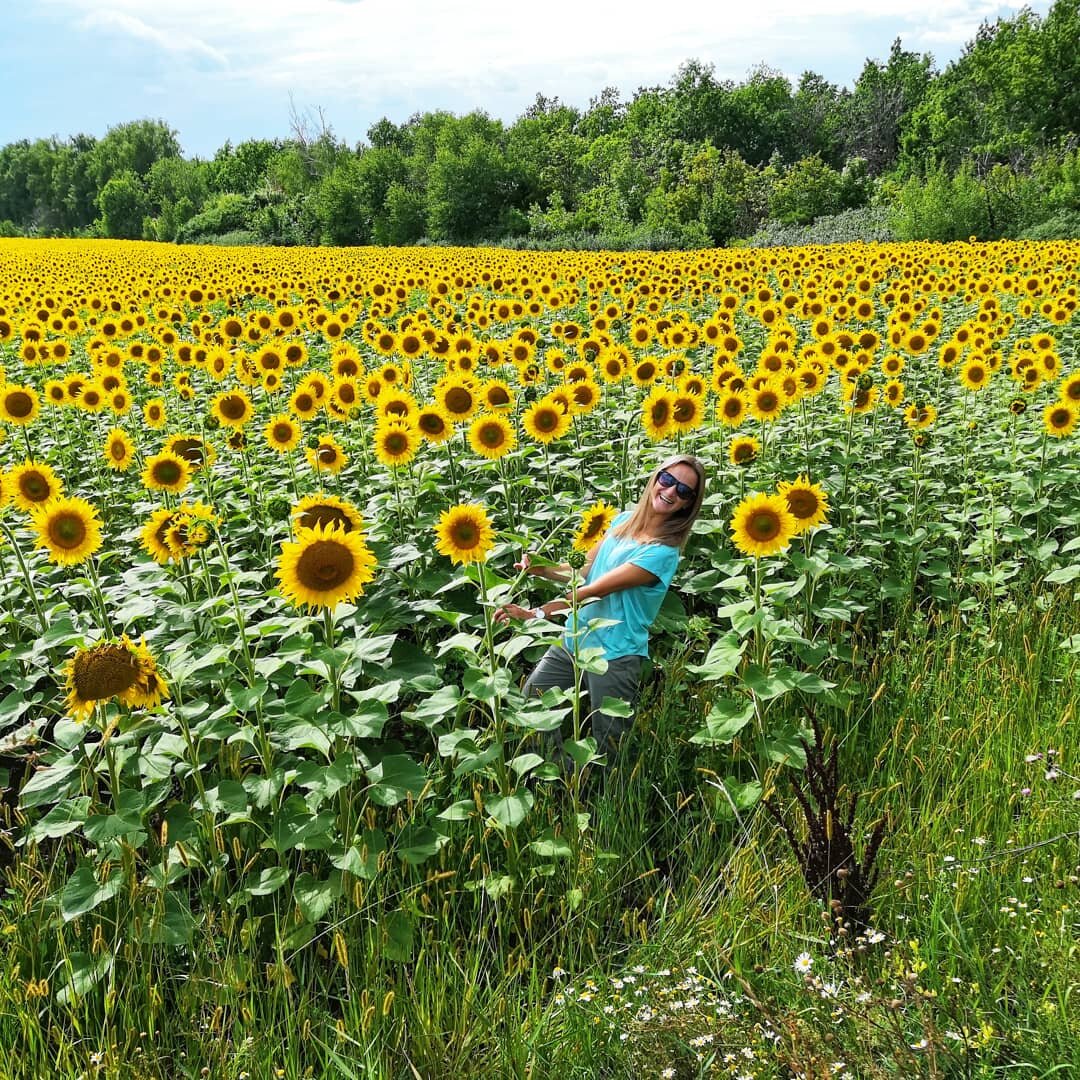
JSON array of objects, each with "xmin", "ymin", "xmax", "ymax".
[{"xmin": 2, "ymin": 0, "xmax": 1078, "ymax": 248}]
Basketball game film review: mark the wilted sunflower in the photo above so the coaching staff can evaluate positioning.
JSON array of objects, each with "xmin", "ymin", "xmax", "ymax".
[
  {"xmin": 522, "ymin": 399, "xmax": 571, "ymax": 445},
  {"xmin": 103, "ymin": 428, "xmax": 135, "ymax": 471},
  {"xmin": 730, "ymin": 493, "xmax": 797, "ymax": 559},
  {"xmin": 435, "ymin": 504, "xmax": 495, "ymax": 565},
  {"xmin": 0, "ymin": 384, "xmax": 40, "ymax": 426},
  {"xmin": 264, "ymin": 414, "xmax": 301, "ymax": 453},
  {"xmin": 276, "ymin": 522, "xmax": 378, "ymax": 610},
  {"xmin": 776, "ymin": 477, "xmax": 829, "ymax": 535},
  {"xmin": 293, "ymin": 493, "xmax": 365, "ymax": 535},
  {"xmin": 373, "ymin": 420, "xmax": 420, "ymax": 468},
  {"xmin": 142, "ymin": 451, "xmax": 190, "ymax": 494},
  {"xmin": 416, "ymin": 406, "xmax": 453, "ymax": 444},
  {"xmin": 212, "ymin": 390, "xmax": 255, "ymax": 429},
  {"xmin": 573, "ymin": 500, "xmax": 618, "ymax": 553},
  {"xmin": 6, "ymin": 460, "xmax": 64, "ymax": 511},
  {"xmin": 468, "ymin": 414, "xmax": 516, "ymax": 460},
  {"xmin": 306, "ymin": 435, "xmax": 349, "ymax": 475},
  {"xmin": 31, "ymin": 496, "xmax": 103, "ymax": 565},
  {"xmin": 1043, "ymin": 401, "xmax": 1078, "ymax": 438},
  {"xmin": 642, "ymin": 387, "xmax": 675, "ymax": 442},
  {"xmin": 63, "ymin": 635, "xmax": 168, "ymax": 722},
  {"xmin": 729, "ymin": 435, "xmax": 760, "ymax": 468}
]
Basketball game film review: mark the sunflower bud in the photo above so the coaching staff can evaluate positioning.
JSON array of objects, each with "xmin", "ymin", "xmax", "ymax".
[
  {"xmin": 306, "ymin": 434, "xmax": 322, "ymax": 450},
  {"xmin": 1009, "ymin": 398, "xmax": 1027, "ymax": 416},
  {"xmin": 567, "ymin": 550, "xmax": 586, "ymax": 570},
  {"xmin": 204, "ymin": 414, "xmax": 221, "ymax": 432},
  {"xmin": 857, "ymin": 373, "xmax": 874, "ymax": 392},
  {"xmin": 266, "ymin": 496, "xmax": 291, "ymax": 522}
]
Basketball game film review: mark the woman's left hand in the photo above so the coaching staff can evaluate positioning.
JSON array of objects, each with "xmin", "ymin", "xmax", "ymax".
[{"xmin": 494, "ymin": 602, "xmax": 536, "ymax": 625}]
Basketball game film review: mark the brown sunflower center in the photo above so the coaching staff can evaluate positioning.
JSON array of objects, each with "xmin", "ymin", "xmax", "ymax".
[
  {"xmin": 419, "ymin": 414, "xmax": 446, "ymax": 436},
  {"xmin": 487, "ymin": 387, "xmax": 510, "ymax": 406},
  {"xmin": 444, "ymin": 387, "xmax": 473, "ymax": 415},
  {"xmin": 21, "ymin": 473, "xmax": 51, "ymax": 502},
  {"xmin": 318, "ymin": 445, "xmax": 339, "ymax": 464},
  {"xmin": 109, "ymin": 440, "xmax": 127, "ymax": 461},
  {"xmin": 785, "ymin": 491, "xmax": 819, "ymax": 520},
  {"xmin": 758, "ymin": 392, "xmax": 778, "ymax": 412},
  {"xmin": 650, "ymin": 400, "xmax": 670, "ymax": 425},
  {"xmin": 294, "ymin": 394, "xmax": 315, "ymax": 413},
  {"xmin": 5, "ymin": 391, "xmax": 33, "ymax": 418},
  {"xmin": 733, "ymin": 443, "xmax": 756, "ymax": 464},
  {"xmin": 220, "ymin": 394, "xmax": 248, "ymax": 419},
  {"xmin": 749, "ymin": 510, "xmax": 782, "ymax": 541},
  {"xmin": 296, "ymin": 540, "xmax": 355, "ymax": 591},
  {"xmin": 299, "ymin": 506, "xmax": 352, "ymax": 532},
  {"xmin": 50, "ymin": 512, "xmax": 87, "ymax": 549},
  {"xmin": 480, "ymin": 424, "xmax": 505, "ymax": 447},
  {"xmin": 73, "ymin": 645, "xmax": 140, "ymax": 701},
  {"xmin": 384, "ymin": 433, "xmax": 409, "ymax": 455},
  {"xmin": 450, "ymin": 522, "xmax": 479, "ymax": 549},
  {"xmin": 1050, "ymin": 408, "xmax": 1071, "ymax": 429},
  {"xmin": 170, "ymin": 439, "xmax": 206, "ymax": 465},
  {"xmin": 723, "ymin": 398, "xmax": 742, "ymax": 418},
  {"xmin": 673, "ymin": 399, "xmax": 695, "ymax": 422},
  {"xmin": 153, "ymin": 460, "xmax": 183, "ymax": 485},
  {"xmin": 582, "ymin": 516, "xmax": 606, "ymax": 541},
  {"xmin": 534, "ymin": 408, "xmax": 559, "ymax": 433},
  {"xmin": 271, "ymin": 423, "xmax": 293, "ymax": 443},
  {"xmin": 638, "ymin": 363, "xmax": 656, "ymax": 380}
]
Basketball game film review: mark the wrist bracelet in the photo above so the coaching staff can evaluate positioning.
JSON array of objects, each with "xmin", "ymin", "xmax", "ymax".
[{"xmin": 533, "ymin": 606, "xmax": 545, "ymax": 621}]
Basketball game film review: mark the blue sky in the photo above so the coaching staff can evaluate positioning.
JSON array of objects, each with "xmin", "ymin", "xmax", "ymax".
[{"xmin": 2, "ymin": 0, "xmax": 1052, "ymax": 158}]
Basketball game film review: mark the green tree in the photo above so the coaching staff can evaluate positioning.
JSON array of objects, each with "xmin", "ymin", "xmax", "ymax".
[{"xmin": 97, "ymin": 169, "xmax": 148, "ymax": 239}]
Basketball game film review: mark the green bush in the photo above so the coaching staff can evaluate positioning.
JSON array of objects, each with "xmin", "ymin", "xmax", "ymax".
[
  {"xmin": 743, "ymin": 205, "xmax": 896, "ymax": 247},
  {"xmin": 1019, "ymin": 209, "xmax": 1080, "ymax": 239},
  {"xmin": 174, "ymin": 193, "xmax": 253, "ymax": 244}
]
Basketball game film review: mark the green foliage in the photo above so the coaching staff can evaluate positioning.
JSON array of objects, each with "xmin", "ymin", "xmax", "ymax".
[
  {"xmin": 174, "ymin": 192, "xmax": 252, "ymax": 244},
  {"xmin": 96, "ymin": 170, "xmax": 148, "ymax": 239}
]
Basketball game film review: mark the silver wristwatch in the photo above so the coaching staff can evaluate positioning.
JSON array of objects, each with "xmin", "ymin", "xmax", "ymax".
[{"xmin": 532, "ymin": 606, "xmax": 545, "ymax": 621}]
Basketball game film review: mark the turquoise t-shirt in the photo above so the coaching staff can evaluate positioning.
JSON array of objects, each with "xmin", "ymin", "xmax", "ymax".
[{"xmin": 562, "ymin": 511, "xmax": 681, "ymax": 661}]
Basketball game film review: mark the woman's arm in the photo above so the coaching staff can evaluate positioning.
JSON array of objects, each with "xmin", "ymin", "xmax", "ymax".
[
  {"xmin": 538, "ymin": 561, "xmax": 659, "ymax": 618},
  {"xmin": 520, "ymin": 539, "xmax": 603, "ymax": 583}
]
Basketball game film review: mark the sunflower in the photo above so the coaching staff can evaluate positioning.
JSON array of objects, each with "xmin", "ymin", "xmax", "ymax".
[
  {"xmin": 573, "ymin": 500, "xmax": 618, "ymax": 553},
  {"xmin": 642, "ymin": 387, "xmax": 675, "ymax": 442},
  {"xmin": 142, "ymin": 451, "xmax": 191, "ymax": 494},
  {"xmin": 883, "ymin": 379, "xmax": 905, "ymax": 407},
  {"xmin": 0, "ymin": 384, "xmax": 40, "ymax": 426},
  {"xmin": 141, "ymin": 507, "xmax": 180, "ymax": 564},
  {"xmin": 265, "ymin": 414, "xmax": 301, "ymax": 453},
  {"xmin": 522, "ymin": 399, "xmax": 571, "ymax": 444},
  {"xmin": 6, "ymin": 461, "xmax": 63, "ymax": 511},
  {"xmin": 306, "ymin": 435, "xmax": 349, "ymax": 475},
  {"xmin": 670, "ymin": 392, "xmax": 703, "ymax": 434},
  {"xmin": 730, "ymin": 493, "xmax": 797, "ymax": 559},
  {"xmin": 290, "ymin": 387, "xmax": 321, "ymax": 421},
  {"xmin": 167, "ymin": 435, "xmax": 215, "ymax": 472},
  {"xmin": 103, "ymin": 428, "xmax": 135, "ymax": 471},
  {"xmin": 716, "ymin": 390, "xmax": 747, "ymax": 428},
  {"xmin": 1043, "ymin": 402, "xmax": 1077, "ymax": 438},
  {"xmin": 904, "ymin": 402, "xmax": 937, "ymax": 430},
  {"xmin": 164, "ymin": 507, "xmax": 217, "ymax": 560},
  {"xmin": 749, "ymin": 382, "xmax": 784, "ymax": 423},
  {"xmin": 1060, "ymin": 372, "xmax": 1080, "ymax": 404},
  {"xmin": 729, "ymin": 436, "xmax": 760, "ymax": 467},
  {"xmin": 276, "ymin": 522, "xmax": 378, "ymax": 610},
  {"xmin": 212, "ymin": 390, "xmax": 255, "ymax": 429},
  {"xmin": 373, "ymin": 420, "xmax": 420, "ymax": 468},
  {"xmin": 631, "ymin": 359, "xmax": 659, "ymax": 387},
  {"xmin": 481, "ymin": 379, "xmax": 515, "ymax": 411},
  {"xmin": 776, "ymin": 477, "xmax": 829, "ymax": 534},
  {"xmin": 293, "ymin": 494, "xmax": 365, "ymax": 535},
  {"xmin": 143, "ymin": 399, "xmax": 167, "ymax": 429},
  {"xmin": 468, "ymin": 414, "xmax": 516, "ymax": 460},
  {"xmin": 30, "ymin": 497, "xmax": 103, "ymax": 566},
  {"xmin": 416, "ymin": 406, "xmax": 454, "ymax": 444},
  {"xmin": 568, "ymin": 379, "xmax": 601, "ymax": 414},
  {"xmin": 435, "ymin": 504, "xmax": 495, "ymax": 565},
  {"xmin": 437, "ymin": 379, "xmax": 479, "ymax": 422},
  {"xmin": 960, "ymin": 358, "xmax": 990, "ymax": 392},
  {"xmin": 63, "ymin": 636, "xmax": 169, "ymax": 722}
]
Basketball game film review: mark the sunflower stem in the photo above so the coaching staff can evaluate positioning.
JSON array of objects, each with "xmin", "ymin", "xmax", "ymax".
[
  {"xmin": 85, "ymin": 559, "xmax": 114, "ymax": 637},
  {"xmin": 0, "ymin": 519, "xmax": 48, "ymax": 635},
  {"xmin": 323, "ymin": 605, "xmax": 340, "ymax": 714}
]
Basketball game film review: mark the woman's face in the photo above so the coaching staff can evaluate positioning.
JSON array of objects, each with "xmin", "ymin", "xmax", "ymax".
[{"xmin": 649, "ymin": 462, "xmax": 699, "ymax": 518}]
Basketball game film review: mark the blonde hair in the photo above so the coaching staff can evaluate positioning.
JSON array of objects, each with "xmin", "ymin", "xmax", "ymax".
[{"xmin": 611, "ymin": 454, "xmax": 706, "ymax": 550}]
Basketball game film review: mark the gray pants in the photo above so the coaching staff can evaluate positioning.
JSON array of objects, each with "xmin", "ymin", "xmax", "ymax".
[{"xmin": 522, "ymin": 645, "xmax": 643, "ymax": 761}]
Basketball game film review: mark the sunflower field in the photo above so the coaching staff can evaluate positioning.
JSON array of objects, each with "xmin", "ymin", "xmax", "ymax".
[{"xmin": 0, "ymin": 237, "xmax": 1078, "ymax": 1078}]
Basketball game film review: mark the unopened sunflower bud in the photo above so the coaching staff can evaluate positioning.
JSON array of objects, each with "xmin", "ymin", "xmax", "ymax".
[
  {"xmin": 567, "ymin": 550, "xmax": 586, "ymax": 570},
  {"xmin": 267, "ymin": 496, "xmax": 291, "ymax": 522}
]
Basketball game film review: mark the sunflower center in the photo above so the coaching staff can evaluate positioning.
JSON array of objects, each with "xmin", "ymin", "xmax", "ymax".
[
  {"xmin": 300, "ymin": 506, "xmax": 352, "ymax": 532},
  {"xmin": 451, "ymin": 523, "xmax": 479, "ymax": 549},
  {"xmin": 171, "ymin": 439, "xmax": 205, "ymax": 465},
  {"xmin": 273, "ymin": 423, "xmax": 293, "ymax": 443},
  {"xmin": 749, "ymin": 510, "xmax": 781, "ymax": 540},
  {"xmin": 488, "ymin": 387, "xmax": 510, "ymax": 406},
  {"xmin": 724, "ymin": 398, "xmax": 741, "ymax": 417},
  {"xmin": 296, "ymin": 540, "xmax": 355, "ymax": 591},
  {"xmin": 534, "ymin": 408, "xmax": 559, "ymax": 433},
  {"xmin": 154, "ymin": 460, "xmax": 183, "ymax": 485},
  {"xmin": 650, "ymin": 401, "xmax": 670, "ymax": 425},
  {"xmin": 480, "ymin": 424, "xmax": 504, "ymax": 447},
  {"xmin": 420, "ymin": 414, "xmax": 446, "ymax": 436},
  {"xmin": 673, "ymin": 400, "xmax": 694, "ymax": 422},
  {"xmin": 21, "ymin": 473, "xmax": 50, "ymax": 501},
  {"xmin": 759, "ymin": 392, "xmax": 778, "ymax": 411},
  {"xmin": 73, "ymin": 645, "xmax": 140, "ymax": 701},
  {"xmin": 1050, "ymin": 408, "xmax": 1071, "ymax": 428},
  {"xmin": 444, "ymin": 388, "xmax": 473, "ymax": 415},
  {"xmin": 220, "ymin": 395, "xmax": 247, "ymax": 419},
  {"xmin": 50, "ymin": 513, "xmax": 88, "ymax": 549},
  {"xmin": 786, "ymin": 491, "xmax": 818, "ymax": 520},
  {"xmin": 385, "ymin": 433, "xmax": 408, "ymax": 455},
  {"xmin": 733, "ymin": 444, "xmax": 755, "ymax": 464},
  {"xmin": 6, "ymin": 391, "xmax": 33, "ymax": 418}
]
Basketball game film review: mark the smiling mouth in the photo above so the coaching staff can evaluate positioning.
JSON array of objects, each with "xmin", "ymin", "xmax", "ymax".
[{"xmin": 658, "ymin": 491, "xmax": 676, "ymax": 505}]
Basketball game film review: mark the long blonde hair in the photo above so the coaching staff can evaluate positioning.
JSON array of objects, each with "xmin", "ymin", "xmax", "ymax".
[{"xmin": 611, "ymin": 454, "xmax": 706, "ymax": 550}]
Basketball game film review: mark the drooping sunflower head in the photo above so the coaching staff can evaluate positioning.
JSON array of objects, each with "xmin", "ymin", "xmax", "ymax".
[
  {"xmin": 63, "ymin": 636, "xmax": 168, "ymax": 722},
  {"xmin": 142, "ymin": 451, "xmax": 191, "ymax": 494},
  {"xmin": 776, "ymin": 476, "xmax": 829, "ymax": 535},
  {"xmin": 276, "ymin": 522, "xmax": 378, "ymax": 610},
  {"xmin": 730, "ymin": 493, "xmax": 797, "ymax": 559},
  {"xmin": 573, "ymin": 500, "xmax": 618, "ymax": 553},
  {"xmin": 293, "ymin": 493, "xmax": 365, "ymax": 535},
  {"xmin": 31, "ymin": 496, "xmax": 103, "ymax": 565},
  {"xmin": 435, "ymin": 504, "xmax": 496, "ymax": 565}
]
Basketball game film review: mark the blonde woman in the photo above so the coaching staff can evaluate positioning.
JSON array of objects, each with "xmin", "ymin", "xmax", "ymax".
[{"xmin": 495, "ymin": 455, "xmax": 706, "ymax": 760}]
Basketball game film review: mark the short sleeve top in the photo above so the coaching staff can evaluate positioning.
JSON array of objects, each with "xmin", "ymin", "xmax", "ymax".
[{"xmin": 562, "ymin": 510, "xmax": 681, "ymax": 661}]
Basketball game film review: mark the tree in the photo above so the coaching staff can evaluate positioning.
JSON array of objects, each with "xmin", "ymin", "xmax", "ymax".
[
  {"xmin": 97, "ymin": 170, "xmax": 148, "ymax": 239},
  {"xmin": 90, "ymin": 120, "xmax": 181, "ymax": 188}
]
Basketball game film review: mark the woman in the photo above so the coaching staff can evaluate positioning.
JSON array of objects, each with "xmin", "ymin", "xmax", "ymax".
[{"xmin": 495, "ymin": 455, "xmax": 706, "ymax": 761}]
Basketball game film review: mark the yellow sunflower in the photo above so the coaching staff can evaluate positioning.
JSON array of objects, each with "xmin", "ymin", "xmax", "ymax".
[
  {"xmin": 142, "ymin": 451, "xmax": 191, "ymax": 494},
  {"xmin": 306, "ymin": 435, "xmax": 349, "ymax": 475},
  {"xmin": 467, "ymin": 414, "xmax": 516, "ymax": 460},
  {"xmin": 776, "ymin": 477, "xmax": 829, "ymax": 535},
  {"xmin": 1043, "ymin": 401, "xmax": 1077, "ymax": 438},
  {"xmin": 103, "ymin": 428, "xmax": 135, "ymax": 471},
  {"xmin": 164, "ymin": 505, "xmax": 218, "ymax": 560},
  {"xmin": 276, "ymin": 523, "xmax": 378, "ymax": 610},
  {"xmin": 522, "ymin": 399, "xmax": 571, "ymax": 445},
  {"xmin": 167, "ymin": 435, "xmax": 216, "ymax": 472},
  {"xmin": 212, "ymin": 390, "xmax": 255, "ymax": 429},
  {"xmin": 573, "ymin": 500, "xmax": 618, "ymax": 553},
  {"xmin": 30, "ymin": 497, "xmax": 103, "ymax": 565},
  {"xmin": 373, "ymin": 420, "xmax": 420, "ymax": 468},
  {"xmin": 435, "ymin": 504, "xmax": 496, "ymax": 565},
  {"xmin": 143, "ymin": 398, "xmax": 167, "ymax": 429},
  {"xmin": 292, "ymin": 494, "xmax": 366, "ymax": 535},
  {"xmin": 0, "ymin": 384, "xmax": 40, "ymax": 426},
  {"xmin": 642, "ymin": 387, "xmax": 675, "ymax": 442},
  {"xmin": 960, "ymin": 358, "xmax": 990, "ymax": 392},
  {"xmin": 904, "ymin": 403, "xmax": 937, "ymax": 430},
  {"xmin": 749, "ymin": 382, "xmax": 784, "ymax": 423},
  {"xmin": 436, "ymin": 379, "xmax": 479, "ymax": 422},
  {"xmin": 729, "ymin": 435, "xmax": 760, "ymax": 467},
  {"xmin": 416, "ymin": 406, "xmax": 454, "ymax": 444},
  {"xmin": 6, "ymin": 461, "xmax": 64, "ymax": 511},
  {"xmin": 730, "ymin": 493, "xmax": 797, "ymax": 559},
  {"xmin": 63, "ymin": 635, "xmax": 168, "ymax": 721},
  {"xmin": 264, "ymin": 414, "xmax": 301, "ymax": 454},
  {"xmin": 716, "ymin": 390, "xmax": 748, "ymax": 428},
  {"xmin": 670, "ymin": 392, "xmax": 704, "ymax": 434}
]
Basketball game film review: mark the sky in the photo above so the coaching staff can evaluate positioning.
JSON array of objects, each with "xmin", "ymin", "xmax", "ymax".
[{"xmin": 2, "ymin": 0, "xmax": 1054, "ymax": 158}]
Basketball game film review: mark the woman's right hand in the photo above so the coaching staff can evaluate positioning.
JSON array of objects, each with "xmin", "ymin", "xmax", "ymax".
[{"xmin": 515, "ymin": 552, "xmax": 537, "ymax": 576}]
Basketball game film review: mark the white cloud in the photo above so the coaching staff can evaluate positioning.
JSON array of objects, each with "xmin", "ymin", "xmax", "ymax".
[{"xmin": 80, "ymin": 8, "xmax": 228, "ymax": 66}]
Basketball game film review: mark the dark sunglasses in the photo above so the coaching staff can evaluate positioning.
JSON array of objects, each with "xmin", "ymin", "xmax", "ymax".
[{"xmin": 656, "ymin": 469, "xmax": 697, "ymax": 501}]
